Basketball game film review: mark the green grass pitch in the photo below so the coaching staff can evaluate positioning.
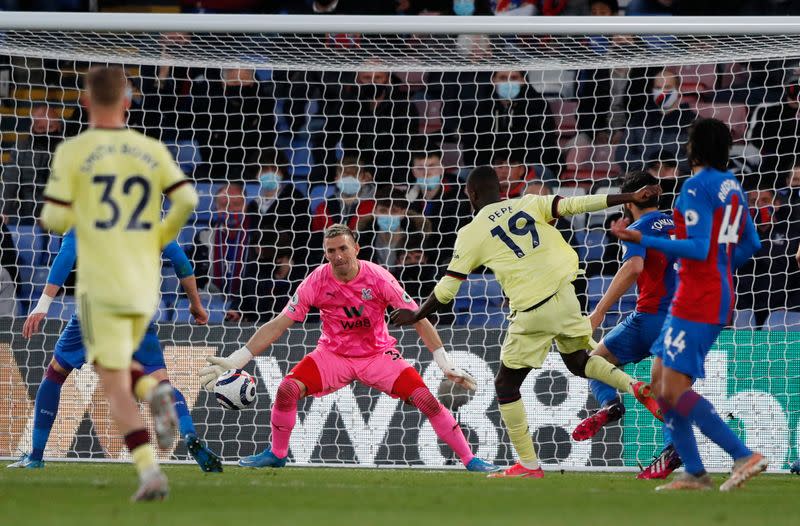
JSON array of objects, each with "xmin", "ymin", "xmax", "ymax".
[{"xmin": 0, "ymin": 463, "xmax": 796, "ymax": 526}]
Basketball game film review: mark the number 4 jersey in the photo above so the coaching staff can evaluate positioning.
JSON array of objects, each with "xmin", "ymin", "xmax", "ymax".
[
  {"xmin": 43, "ymin": 128, "xmax": 188, "ymax": 315},
  {"xmin": 434, "ymin": 193, "xmax": 610, "ymax": 312},
  {"xmin": 670, "ymin": 168, "xmax": 755, "ymax": 325}
]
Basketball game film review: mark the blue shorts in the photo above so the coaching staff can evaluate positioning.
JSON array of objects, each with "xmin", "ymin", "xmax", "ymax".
[
  {"xmin": 54, "ymin": 314, "xmax": 165, "ymax": 373},
  {"xmin": 602, "ymin": 311, "xmax": 666, "ymax": 365},
  {"xmin": 650, "ymin": 314, "xmax": 723, "ymax": 380}
]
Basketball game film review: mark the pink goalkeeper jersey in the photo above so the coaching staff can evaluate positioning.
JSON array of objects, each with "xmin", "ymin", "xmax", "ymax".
[{"xmin": 281, "ymin": 260, "xmax": 419, "ymax": 357}]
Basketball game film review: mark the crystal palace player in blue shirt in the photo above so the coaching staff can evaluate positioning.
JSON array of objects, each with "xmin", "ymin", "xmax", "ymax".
[
  {"xmin": 572, "ymin": 170, "xmax": 682, "ymax": 480},
  {"xmin": 7, "ymin": 230, "xmax": 222, "ymax": 472},
  {"xmin": 612, "ymin": 118, "xmax": 764, "ymax": 492}
]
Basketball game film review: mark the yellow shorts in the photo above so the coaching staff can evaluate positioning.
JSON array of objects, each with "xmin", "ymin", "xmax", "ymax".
[
  {"xmin": 79, "ymin": 296, "xmax": 151, "ymax": 370},
  {"xmin": 500, "ymin": 282, "xmax": 596, "ymax": 369}
]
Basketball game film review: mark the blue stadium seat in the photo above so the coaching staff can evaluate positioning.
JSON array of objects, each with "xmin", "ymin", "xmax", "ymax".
[
  {"xmin": 177, "ymin": 225, "xmax": 198, "ymax": 250},
  {"xmin": 732, "ymin": 309, "xmax": 757, "ymax": 329},
  {"xmin": 287, "ymin": 136, "xmax": 312, "ymax": 178},
  {"xmin": 309, "ymin": 184, "xmax": 334, "ymax": 216},
  {"xmin": 586, "ymin": 275, "xmax": 637, "ymax": 329},
  {"xmin": 244, "ymin": 182, "xmax": 261, "ymax": 201},
  {"xmin": 763, "ymin": 309, "xmax": 800, "ymax": 331},
  {"xmin": 579, "ymin": 229, "xmax": 607, "ymax": 262},
  {"xmin": 453, "ymin": 273, "xmax": 508, "ymax": 328},
  {"xmin": 8, "ymin": 224, "xmax": 46, "ymax": 268},
  {"xmin": 167, "ymin": 139, "xmax": 202, "ymax": 175},
  {"xmin": 160, "ymin": 268, "xmax": 181, "ymax": 308},
  {"xmin": 49, "ymin": 295, "xmax": 76, "ymax": 320},
  {"xmin": 193, "ymin": 181, "xmax": 217, "ymax": 225},
  {"xmin": 173, "ymin": 293, "xmax": 227, "ymax": 324},
  {"xmin": 155, "ymin": 300, "xmax": 173, "ymax": 323}
]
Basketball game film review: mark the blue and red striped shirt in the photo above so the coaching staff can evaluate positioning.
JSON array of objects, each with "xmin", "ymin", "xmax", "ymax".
[{"xmin": 621, "ymin": 211, "xmax": 677, "ymax": 315}]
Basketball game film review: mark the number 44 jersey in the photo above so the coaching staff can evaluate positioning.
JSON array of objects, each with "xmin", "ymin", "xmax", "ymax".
[
  {"xmin": 671, "ymin": 168, "xmax": 753, "ymax": 325},
  {"xmin": 43, "ymin": 128, "xmax": 188, "ymax": 315},
  {"xmin": 433, "ymin": 193, "xmax": 606, "ymax": 312}
]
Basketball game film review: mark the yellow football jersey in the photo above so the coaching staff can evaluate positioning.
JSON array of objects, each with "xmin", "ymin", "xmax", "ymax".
[
  {"xmin": 43, "ymin": 128, "xmax": 187, "ymax": 315},
  {"xmin": 434, "ymin": 194, "xmax": 602, "ymax": 312}
]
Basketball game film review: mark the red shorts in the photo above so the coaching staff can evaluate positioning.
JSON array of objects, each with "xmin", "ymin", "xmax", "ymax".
[{"xmin": 291, "ymin": 347, "xmax": 414, "ymax": 398}]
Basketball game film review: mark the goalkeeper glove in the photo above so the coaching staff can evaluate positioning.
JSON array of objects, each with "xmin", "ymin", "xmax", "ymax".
[
  {"xmin": 432, "ymin": 347, "xmax": 477, "ymax": 392},
  {"xmin": 199, "ymin": 346, "xmax": 253, "ymax": 391}
]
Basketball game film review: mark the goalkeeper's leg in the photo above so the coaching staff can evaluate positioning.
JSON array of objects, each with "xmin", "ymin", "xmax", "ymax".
[
  {"xmin": 7, "ymin": 359, "xmax": 71, "ymax": 468},
  {"xmin": 239, "ymin": 354, "xmax": 322, "ymax": 468},
  {"xmin": 391, "ymin": 367, "xmax": 498, "ymax": 473}
]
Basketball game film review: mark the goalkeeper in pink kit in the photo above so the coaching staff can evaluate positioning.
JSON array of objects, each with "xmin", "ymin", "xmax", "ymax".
[{"xmin": 199, "ymin": 224, "xmax": 499, "ymax": 472}]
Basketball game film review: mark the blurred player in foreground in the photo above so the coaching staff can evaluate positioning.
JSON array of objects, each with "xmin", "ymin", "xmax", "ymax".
[
  {"xmin": 392, "ymin": 166, "xmax": 663, "ymax": 479},
  {"xmin": 612, "ymin": 118, "xmax": 764, "ymax": 491},
  {"xmin": 39, "ymin": 65, "xmax": 198, "ymax": 500},
  {"xmin": 8, "ymin": 229, "xmax": 221, "ymax": 473},
  {"xmin": 573, "ymin": 170, "xmax": 682, "ymax": 480},
  {"xmin": 199, "ymin": 224, "xmax": 499, "ymax": 473}
]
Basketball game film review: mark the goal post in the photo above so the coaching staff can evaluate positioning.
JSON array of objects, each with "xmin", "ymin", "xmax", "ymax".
[{"xmin": 0, "ymin": 13, "xmax": 798, "ymax": 472}]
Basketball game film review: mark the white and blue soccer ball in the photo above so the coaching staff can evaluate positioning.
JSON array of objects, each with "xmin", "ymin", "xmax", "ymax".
[{"xmin": 214, "ymin": 369, "xmax": 257, "ymax": 410}]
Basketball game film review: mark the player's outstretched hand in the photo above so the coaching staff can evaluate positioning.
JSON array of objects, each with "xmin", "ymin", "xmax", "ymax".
[
  {"xmin": 190, "ymin": 303, "xmax": 209, "ymax": 325},
  {"xmin": 199, "ymin": 355, "xmax": 237, "ymax": 391},
  {"xmin": 433, "ymin": 348, "xmax": 477, "ymax": 392},
  {"xmin": 22, "ymin": 312, "xmax": 46, "ymax": 339},
  {"xmin": 631, "ymin": 184, "xmax": 661, "ymax": 206},
  {"xmin": 390, "ymin": 309, "xmax": 417, "ymax": 326},
  {"xmin": 609, "ymin": 217, "xmax": 642, "ymax": 243}
]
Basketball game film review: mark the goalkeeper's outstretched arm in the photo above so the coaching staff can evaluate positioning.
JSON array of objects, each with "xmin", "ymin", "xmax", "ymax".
[
  {"xmin": 199, "ymin": 314, "xmax": 295, "ymax": 390},
  {"xmin": 414, "ymin": 318, "xmax": 477, "ymax": 391}
]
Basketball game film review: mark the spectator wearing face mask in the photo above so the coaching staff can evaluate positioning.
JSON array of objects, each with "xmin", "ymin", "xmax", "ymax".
[
  {"xmin": 311, "ymin": 157, "xmax": 377, "ymax": 232},
  {"xmin": 357, "ymin": 191, "xmax": 429, "ymax": 268},
  {"xmin": 461, "ymin": 70, "xmax": 561, "ymax": 177},
  {"xmin": 405, "ymin": 150, "xmax": 470, "ymax": 266},
  {"xmin": 616, "ymin": 67, "xmax": 696, "ymax": 174},
  {"xmin": 736, "ymin": 186, "xmax": 800, "ymax": 327},
  {"xmin": 245, "ymin": 153, "xmax": 311, "ymax": 275}
]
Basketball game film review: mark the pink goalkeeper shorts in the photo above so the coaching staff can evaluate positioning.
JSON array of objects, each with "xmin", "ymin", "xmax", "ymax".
[{"xmin": 303, "ymin": 347, "xmax": 414, "ymax": 397}]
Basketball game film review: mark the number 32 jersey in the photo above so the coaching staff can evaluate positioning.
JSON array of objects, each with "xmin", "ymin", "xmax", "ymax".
[
  {"xmin": 671, "ymin": 168, "xmax": 751, "ymax": 325},
  {"xmin": 434, "ymin": 194, "xmax": 582, "ymax": 312},
  {"xmin": 43, "ymin": 128, "xmax": 187, "ymax": 315}
]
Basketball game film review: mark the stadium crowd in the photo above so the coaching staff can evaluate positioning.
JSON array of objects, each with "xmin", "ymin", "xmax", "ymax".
[{"xmin": 1, "ymin": 0, "xmax": 800, "ymax": 330}]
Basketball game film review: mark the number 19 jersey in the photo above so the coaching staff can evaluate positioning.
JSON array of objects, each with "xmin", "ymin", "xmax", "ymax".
[
  {"xmin": 43, "ymin": 128, "xmax": 187, "ymax": 315},
  {"xmin": 437, "ymin": 194, "xmax": 580, "ymax": 312}
]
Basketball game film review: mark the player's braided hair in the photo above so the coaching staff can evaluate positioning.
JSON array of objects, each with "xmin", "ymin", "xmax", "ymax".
[{"xmin": 324, "ymin": 223, "xmax": 358, "ymax": 243}]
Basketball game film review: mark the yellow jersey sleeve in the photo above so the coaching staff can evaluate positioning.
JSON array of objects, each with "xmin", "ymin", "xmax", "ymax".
[{"xmin": 433, "ymin": 225, "xmax": 482, "ymax": 304}]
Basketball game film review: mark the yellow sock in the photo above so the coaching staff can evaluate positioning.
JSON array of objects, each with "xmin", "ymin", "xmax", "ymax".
[
  {"xmin": 134, "ymin": 375, "xmax": 158, "ymax": 402},
  {"xmin": 585, "ymin": 355, "xmax": 634, "ymax": 395},
  {"xmin": 131, "ymin": 443, "xmax": 157, "ymax": 478},
  {"xmin": 498, "ymin": 399, "xmax": 539, "ymax": 469}
]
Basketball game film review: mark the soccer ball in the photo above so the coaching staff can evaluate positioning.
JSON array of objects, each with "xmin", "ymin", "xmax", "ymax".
[
  {"xmin": 214, "ymin": 369, "xmax": 257, "ymax": 410},
  {"xmin": 790, "ymin": 459, "xmax": 800, "ymax": 475}
]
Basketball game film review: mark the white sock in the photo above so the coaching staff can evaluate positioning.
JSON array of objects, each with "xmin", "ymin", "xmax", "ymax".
[{"xmin": 520, "ymin": 459, "xmax": 540, "ymax": 470}]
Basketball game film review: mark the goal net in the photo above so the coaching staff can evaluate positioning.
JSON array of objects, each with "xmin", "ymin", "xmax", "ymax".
[{"xmin": 0, "ymin": 14, "xmax": 798, "ymax": 471}]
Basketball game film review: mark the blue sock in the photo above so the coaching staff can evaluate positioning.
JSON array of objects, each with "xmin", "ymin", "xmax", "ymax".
[
  {"xmin": 173, "ymin": 387, "xmax": 196, "ymax": 437},
  {"xmin": 678, "ymin": 390, "xmax": 752, "ymax": 461},
  {"xmin": 660, "ymin": 397, "xmax": 705, "ymax": 476},
  {"xmin": 31, "ymin": 365, "xmax": 68, "ymax": 461},
  {"xmin": 589, "ymin": 379, "xmax": 620, "ymax": 407}
]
